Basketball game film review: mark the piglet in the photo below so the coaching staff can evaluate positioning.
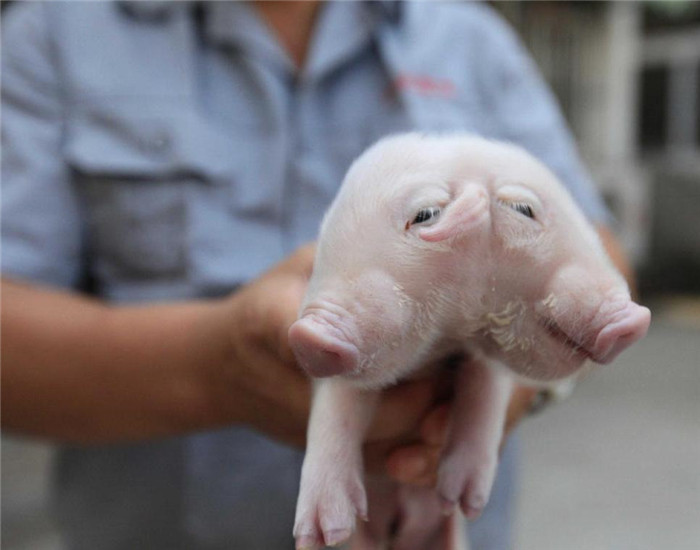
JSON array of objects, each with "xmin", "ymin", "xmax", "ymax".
[{"xmin": 289, "ymin": 134, "xmax": 650, "ymax": 550}]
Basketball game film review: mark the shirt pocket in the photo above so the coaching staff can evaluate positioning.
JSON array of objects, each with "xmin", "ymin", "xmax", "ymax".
[{"xmin": 64, "ymin": 102, "xmax": 230, "ymax": 282}]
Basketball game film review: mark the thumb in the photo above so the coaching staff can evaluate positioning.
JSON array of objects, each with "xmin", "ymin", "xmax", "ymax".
[
  {"xmin": 276, "ymin": 242, "xmax": 316, "ymax": 279},
  {"xmin": 266, "ymin": 245, "xmax": 317, "ymax": 364}
]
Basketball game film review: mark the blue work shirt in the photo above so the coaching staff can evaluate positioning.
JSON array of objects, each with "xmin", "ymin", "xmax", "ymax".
[{"xmin": 1, "ymin": 2, "xmax": 609, "ymax": 549}]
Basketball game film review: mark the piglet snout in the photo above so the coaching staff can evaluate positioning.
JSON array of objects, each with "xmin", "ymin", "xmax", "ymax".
[
  {"xmin": 591, "ymin": 301, "xmax": 651, "ymax": 364},
  {"xmin": 289, "ymin": 316, "xmax": 360, "ymax": 378}
]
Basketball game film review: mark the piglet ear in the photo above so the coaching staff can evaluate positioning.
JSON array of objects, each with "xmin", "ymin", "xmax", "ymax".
[{"xmin": 418, "ymin": 183, "xmax": 490, "ymax": 243}]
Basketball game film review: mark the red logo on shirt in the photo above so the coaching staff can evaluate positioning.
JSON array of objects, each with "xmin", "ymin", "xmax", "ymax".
[{"xmin": 391, "ymin": 73, "xmax": 457, "ymax": 99}]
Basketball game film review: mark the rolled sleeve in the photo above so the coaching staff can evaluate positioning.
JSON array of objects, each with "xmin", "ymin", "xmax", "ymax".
[
  {"xmin": 2, "ymin": 2, "xmax": 83, "ymax": 288},
  {"xmin": 478, "ymin": 10, "xmax": 611, "ymax": 225}
]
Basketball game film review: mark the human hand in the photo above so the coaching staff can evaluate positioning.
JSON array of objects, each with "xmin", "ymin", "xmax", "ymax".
[
  {"xmin": 215, "ymin": 244, "xmax": 315, "ymax": 447},
  {"xmin": 383, "ymin": 383, "xmax": 538, "ymax": 487},
  {"xmin": 221, "ymin": 243, "xmax": 530, "ymax": 473},
  {"xmin": 218, "ymin": 244, "xmax": 444, "ymax": 450}
]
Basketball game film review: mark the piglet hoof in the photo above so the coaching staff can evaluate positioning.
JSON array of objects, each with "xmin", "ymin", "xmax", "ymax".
[
  {"xmin": 294, "ymin": 467, "xmax": 367, "ymax": 549},
  {"xmin": 436, "ymin": 451, "xmax": 498, "ymax": 520}
]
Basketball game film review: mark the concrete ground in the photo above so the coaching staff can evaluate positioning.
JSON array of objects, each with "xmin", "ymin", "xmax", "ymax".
[
  {"xmin": 516, "ymin": 298, "xmax": 700, "ymax": 550},
  {"xmin": 1, "ymin": 439, "xmax": 61, "ymax": 550},
  {"xmin": 2, "ymin": 298, "xmax": 699, "ymax": 550}
]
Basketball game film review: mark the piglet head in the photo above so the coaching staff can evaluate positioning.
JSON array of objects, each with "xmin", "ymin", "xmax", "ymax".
[
  {"xmin": 505, "ymin": 259, "xmax": 651, "ymax": 381},
  {"xmin": 289, "ymin": 134, "xmax": 650, "ymax": 387},
  {"xmin": 289, "ymin": 267, "xmax": 415, "ymax": 385},
  {"xmin": 452, "ymin": 142, "xmax": 651, "ymax": 382},
  {"xmin": 289, "ymin": 136, "xmax": 482, "ymax": 387}
]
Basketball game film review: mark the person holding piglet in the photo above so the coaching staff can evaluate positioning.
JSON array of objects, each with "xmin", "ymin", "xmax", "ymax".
[{"xmin": 2, "ymin": 2, "xmax": 628, "ymax": 549}]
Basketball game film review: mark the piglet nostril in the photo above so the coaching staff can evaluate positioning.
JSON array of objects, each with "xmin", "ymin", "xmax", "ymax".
[
  {"xmin": 592, "ymin": 302, "xmax": 651, "ymax": 364},
  {"xmin": 288, "ymin": 317, "xmax": 359, "ymax": 378}
]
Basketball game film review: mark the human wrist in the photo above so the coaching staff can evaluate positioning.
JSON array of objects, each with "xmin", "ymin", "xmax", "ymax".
[
  {"xmin": 194, "ymin": 294, "xmax": 253, "ymax": 428},
  {"xmin": 116, "ymin": 297, "xmax": 246, "ymax": 436}
]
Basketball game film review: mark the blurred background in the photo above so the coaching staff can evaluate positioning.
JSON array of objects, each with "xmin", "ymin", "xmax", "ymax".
[
  {"xmin": 498, "ymin": 2, "xmax": 700, "ymax": 548},
  {"xmin": 497, "ymin": 0, "xmax": 700, "ymax": 292},
  {"xmin": 2, "ymin": 1, "xmax": 699, "ymax": 549}
]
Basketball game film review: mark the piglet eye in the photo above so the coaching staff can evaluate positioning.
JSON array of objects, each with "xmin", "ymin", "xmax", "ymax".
[
  {"xmin": 411, "ymin": 206, "xmax": 441, "ymax": 226},
  {"xmin": 510, "ymin": 202, "xmax": 535, "ymax": 219}
]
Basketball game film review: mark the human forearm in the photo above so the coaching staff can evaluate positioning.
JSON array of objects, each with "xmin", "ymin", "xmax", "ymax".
[{"xmin": 1, "ymin": 278, "xmax": 239, "ymax": 443}]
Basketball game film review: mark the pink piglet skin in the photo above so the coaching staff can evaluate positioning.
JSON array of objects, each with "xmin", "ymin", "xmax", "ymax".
[{"xmin": 290, "ymin": 133, "xmax": 650, "ymax": 550}]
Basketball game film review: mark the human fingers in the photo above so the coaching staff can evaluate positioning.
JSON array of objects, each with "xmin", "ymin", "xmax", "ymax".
[
  {"xmin": 420, "ymin": 402, "xmax": 450, "ymax": 445},
  {"xmin": 381, "ymin": 402, "xmax": 449, "ymax": 486},
  {"xmin": 384, "ymin": 443, "xmax": 442, "ymax": 487},
  {"xmin": 366, "ymin": 377, "xmax": 441, "ymax": 443},
  {"xmin": 234, "ymin": 243, "xmax": 316, "ymax": 364}
]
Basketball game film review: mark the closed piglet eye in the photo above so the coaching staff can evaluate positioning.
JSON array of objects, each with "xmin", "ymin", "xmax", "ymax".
[
  {"xmin": 408, "ymin": 206, "xmax": 441, "ymax": 228},
  {"xmin": 499, "ymin": 199, "xmax": 535, "ymax": 220},
  {"xmin": 511, "ymin": 202, "xmax": 534, "ymax": 219}
]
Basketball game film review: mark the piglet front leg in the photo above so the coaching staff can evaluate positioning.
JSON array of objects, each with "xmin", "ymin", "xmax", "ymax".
[
  {"xmin": 437, "ymin": 357, "xmax": 514, "ymax": 519},
  {"xmin": 294, "ymin": 379, "xmax": 379, "ymax": 550}
]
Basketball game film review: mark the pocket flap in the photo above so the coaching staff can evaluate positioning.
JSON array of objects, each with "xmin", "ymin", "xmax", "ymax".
[{"xmin": 65, "ymin": 101, "xmax": 236, "ymax": 182}]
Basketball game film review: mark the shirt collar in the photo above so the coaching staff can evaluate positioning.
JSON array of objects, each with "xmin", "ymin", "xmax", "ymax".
[
  {"xmin": 118, "ymin": 0, "xmax": 401, "ymax": 24},
  {"xmin": 118, "ymin": 1, "xmax": 191, "ymax": 21},
  {"xmin": 204, "ymin": 1, "xmax": 297, "ymax": 75},
  {"xmin": 119, "ymin": 1, "xmax": 401, "ymax": 82},
  {"xmin": 370, "ymin": 0, "xmax": 402, "ymax": 24},
  {"xmin": 302, "ymin": 1, "xmax": 380, "ymax": 82}
]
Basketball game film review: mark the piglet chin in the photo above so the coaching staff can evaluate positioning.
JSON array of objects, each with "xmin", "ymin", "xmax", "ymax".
[
  {"xmin": 289, "ymin": 317, "xmax": 360, "ymax": 378},
  {"xmin": 591, "ymin": 302, "xmax": 651, "ymax": 364}
]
